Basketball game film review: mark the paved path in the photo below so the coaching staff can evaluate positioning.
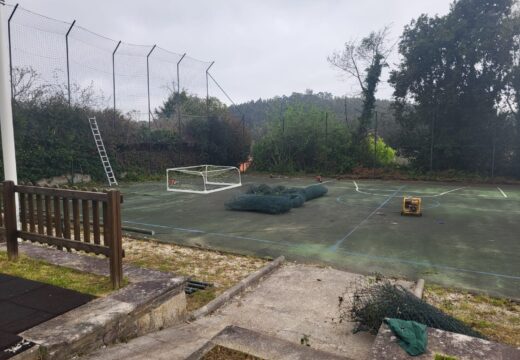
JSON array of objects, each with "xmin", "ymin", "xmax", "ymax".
[{"xmin": 84, "ymin": 264, "xmax": 392, "ymax": 359}]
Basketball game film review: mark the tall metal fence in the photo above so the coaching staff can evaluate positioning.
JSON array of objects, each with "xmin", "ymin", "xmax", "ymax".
[
  {"xmin": 0, "ymin": 3, "xmax": 248, "ymax": 181},
  {"xmin": 4, "ymin": 3, "xmax": 220, "ymax": 123}
]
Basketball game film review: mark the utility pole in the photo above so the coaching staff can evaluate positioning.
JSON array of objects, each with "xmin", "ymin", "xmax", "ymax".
[{"xmin": 1, "ymin": 1, "xmax": 18, "ymax": 184}]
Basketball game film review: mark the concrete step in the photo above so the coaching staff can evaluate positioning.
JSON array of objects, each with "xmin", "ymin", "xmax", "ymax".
[{"xmin": 187, "ymin": 325, "xmax": 353, "ymax": 360}]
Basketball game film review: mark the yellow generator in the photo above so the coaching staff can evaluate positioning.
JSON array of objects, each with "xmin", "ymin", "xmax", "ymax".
[{"xmin": 401, "ymin": 196, "xmax": 422, "ymax": 216}]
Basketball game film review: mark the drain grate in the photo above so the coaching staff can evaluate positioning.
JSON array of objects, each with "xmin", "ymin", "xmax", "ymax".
[{"xmin": 185, "ymin": 280, "xmax": 213, "ymax": 295}]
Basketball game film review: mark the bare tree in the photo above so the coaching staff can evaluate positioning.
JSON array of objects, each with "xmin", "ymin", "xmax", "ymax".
[{"xmin": 328, "ymin": 26, "xmax": 392, "ymax": 138}]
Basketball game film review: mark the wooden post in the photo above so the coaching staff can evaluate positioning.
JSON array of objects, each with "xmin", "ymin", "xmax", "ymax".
[
  {"xmin": 3, "ymin": 181, "xmax": 18, "ymax": 259},
  {"xmin": 107, "ymin": 190, "xmax": 123, "ymax": 289}
]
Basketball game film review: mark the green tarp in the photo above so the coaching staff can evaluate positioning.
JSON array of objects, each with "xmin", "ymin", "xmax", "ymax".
[{"xmin": 384, "ymin": 318, "xmax": 428, "ymax": 356}]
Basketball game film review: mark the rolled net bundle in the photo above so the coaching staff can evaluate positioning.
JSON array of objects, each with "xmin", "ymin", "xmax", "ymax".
[
  {"xmin": 340, "ymin": 280, "xmax": 484, "ymax": 339},
  {"xmin": 225, "ymin": 194, "xmax": 293, "ymax": 214}
]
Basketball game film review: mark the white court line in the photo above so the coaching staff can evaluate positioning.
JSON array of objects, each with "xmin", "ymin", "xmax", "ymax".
[
  {"xmin": 431, "ymin": 186, "xmax": 466, "ymax": 197},
  {"xmin": 497, "ymin": 187, "xmax": 508, "ymax": 198},
  {"xmin": 353, "ymin": 180, "xmax": 465, "ymax": 198}
]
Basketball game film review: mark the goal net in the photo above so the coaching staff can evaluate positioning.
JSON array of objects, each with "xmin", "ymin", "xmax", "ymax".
[{"xmin": 166, "ymin": 165, "xmax": 242, "ymax": 194}]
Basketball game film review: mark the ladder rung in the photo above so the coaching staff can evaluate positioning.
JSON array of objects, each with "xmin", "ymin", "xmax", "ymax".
[{"xmin": 90, "ymin": 116, "xmax": 116, "ymax": 187}]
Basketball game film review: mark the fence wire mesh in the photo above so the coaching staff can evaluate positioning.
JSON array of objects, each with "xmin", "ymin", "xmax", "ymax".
[
  {"xmin": 1, "ymin": 3, "xmax": 245, "ymax": 183},
  {"xmin": 5, "ymin": 4, "xmax": 216, "ymax": 120}
]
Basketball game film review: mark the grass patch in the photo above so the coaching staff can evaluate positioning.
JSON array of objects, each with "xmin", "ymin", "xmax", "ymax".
[
  {"xmin": 0, "ymin": 251, "xmax": 116, "ymax": 297},
  {"xmin": 187, "ymin": 288, "xmax": 218, "ymax": 312},
  {"xmin": 424, "ymin": 284, "xmax": 520, "ymax": 347},
  {"xmin": 122, "ymin": 238, "xmax": 268, "ymax": 311},
  {"xmin": 434, "ymin": 354, "xmax": 458, "ymax": 360}
]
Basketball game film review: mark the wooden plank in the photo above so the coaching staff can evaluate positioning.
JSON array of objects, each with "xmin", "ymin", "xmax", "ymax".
[
  {"xmin": 14, "ymin": 185, "xmax": 107, "ymax": 201},
  {"xmin": 107, "ymin": 190, "xmax": 123, "ymax": 289},
  {"xmin": 54, "ymin": 196, "xmax": 62, "ymax": 238},
  {"xmin": 53, "ymin": 196, "xmax": 63, "ymax": 250},
  {"xmin": 3, "ymin": 181, "xmax": 18, "ymax": 259},
  {"xmin": 17, "ymin": 231, "xmax": 110, "ymax": 257},
  {"xmin": 82, "ymin": 199, "xmax": 90, "ymax": 243},
  {"xmin": 19, "ymin": 193, "xmax": 27, "ymax": 232},
  {"xmin": 63, "ymin": 198, "xmax": 71, "ymax": 239},
  {"xmin": 92, "ymin": 200, "xmax": 100, "ymax": 245},
  {"xmin": 45, "ymin": 195, "xmax": 52, "ymax": 236},
  {"xmin": 72, "ymin": 199, "xmax": 80, "ymax": 241},
  {"xmin": 36, "ymin": 194, "xmax": 44, "ymax": 234},
  {"xmin": 102, "ymin": 202, "xmax": 108, "ymax": 246},
  {"xmin": 28, "ymin": 193, "xmax": 35, "ymax": 232}
]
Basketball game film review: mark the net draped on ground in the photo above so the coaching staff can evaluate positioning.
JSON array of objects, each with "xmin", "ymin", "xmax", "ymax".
[
  {"xmin": 225, "ymin": 183, "xmax": 328, "ymax": 214},
  {"xmin": 340, "ymin": 280, "xmax": 484, "ymax": 339}
]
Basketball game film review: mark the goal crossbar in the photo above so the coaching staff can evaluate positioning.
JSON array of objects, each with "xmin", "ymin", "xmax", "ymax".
[{"xmin": 166, "ymin": 165, "xmax": 241, "ymax": 194}]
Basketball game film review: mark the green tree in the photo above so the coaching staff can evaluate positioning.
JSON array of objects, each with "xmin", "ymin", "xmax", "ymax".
[
  {"xmin": 252, "ymin": 103, "xmax": 354, "ymax": 173},
  {"xmin": 390, "ymin": 0, "xmax": 519, "ymax": 174}
]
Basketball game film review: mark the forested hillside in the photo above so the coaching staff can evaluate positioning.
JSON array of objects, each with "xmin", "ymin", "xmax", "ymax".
[{"xmin": 230, "ymin": 91, "xmax": 398, "ymax": 147}]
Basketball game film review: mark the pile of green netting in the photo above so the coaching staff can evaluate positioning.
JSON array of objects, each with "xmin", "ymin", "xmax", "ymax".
[
  {"xmin": 225, "ymin": 183, "xmax": 328, "ymax": 214},
  {"xmin": 340, "ymin": 280, "xmax": 484, "ymax": 339}
]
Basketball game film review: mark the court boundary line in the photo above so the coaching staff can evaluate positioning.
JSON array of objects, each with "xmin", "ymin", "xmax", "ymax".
[
  {"xmin": 352, "ymin": 180, "xmax": 466, "ymax": 198},
  {"xmin": 497, "ymin": 187, "xmax": 508, "ymax": 198}
]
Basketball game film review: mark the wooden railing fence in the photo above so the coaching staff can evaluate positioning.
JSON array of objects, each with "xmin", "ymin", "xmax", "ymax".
[{"xmin": 0, "ymin": 181, "xmax": 123, "ymax": 289}]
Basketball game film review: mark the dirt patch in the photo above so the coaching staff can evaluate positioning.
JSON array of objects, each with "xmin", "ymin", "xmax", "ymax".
[
  {"xmin": 122, "ymin": 237, "xmax": 268, "ymax": 310},
  {"xmin": 201, "ymin": 345, "xmax": 264, "ymax": 360},
  {"xmin": 424, "ymin": 284, "xmax": 520, "ymax": 347}
]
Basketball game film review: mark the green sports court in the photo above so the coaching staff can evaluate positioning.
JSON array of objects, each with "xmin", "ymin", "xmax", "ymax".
[{"xmin": 120, "ymin": 174, "xmax": 520, "ymax": 299}]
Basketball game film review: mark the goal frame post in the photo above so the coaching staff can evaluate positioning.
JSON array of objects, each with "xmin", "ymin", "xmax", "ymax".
[{"xmin": 166, "ymin": 165, "xmax": 241, "ymax": 194}]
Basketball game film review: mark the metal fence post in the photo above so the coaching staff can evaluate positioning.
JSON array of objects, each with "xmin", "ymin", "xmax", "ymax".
[
  {"xmin": 65, "ymin": 20, "xmax": 76, "ymax": 106},
  {"xmin": 176, "ymin": 53, "xmax": 186, "ymax": 165},
  {"xmin": 112, "ymin": 40, "xmax": 121, "ymax": 129},
  {"xmin": 146, "ymin": 44, "xmax": 156, "ymax": 128},
  {"xmin": 205, "ymin": 61, "xmax": 214, "ymax": 119},
  {"xmin": 146, "ymin": 45, "xmax": 156, "ymax": 174},
  {"xmin": 7, "ymin": 3, "xmax": 18, "ymax": 100},
  {"xmin": 372, "ymin": 112, "xmax": 378, "ymax": 178},
  {"xmin": 430, "ymin": 110, "xmax": 436, "ymax": 172},
  {"xmin": 325, "ymin": 112, "xmax": 328, "ymax": 141},
  {"xmin": 491, "ymin": 119, "xmax": 497, "ymax": 179}
]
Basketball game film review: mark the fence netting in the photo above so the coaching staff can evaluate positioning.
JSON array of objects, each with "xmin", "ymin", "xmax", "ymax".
[{"xmin": 1, "ymin": 3, "xmax": 247, "ymax": 183}]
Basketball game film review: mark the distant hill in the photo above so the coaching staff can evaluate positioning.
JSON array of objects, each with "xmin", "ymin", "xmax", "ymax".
[{"xmin": 229, "ymin": 90, "xmax": 399, "ymax": 146}]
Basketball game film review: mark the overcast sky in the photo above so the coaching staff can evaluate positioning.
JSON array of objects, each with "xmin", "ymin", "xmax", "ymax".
[{"xmin": 8, "ymin": 0, "xmax": 453, "ymax": 104}]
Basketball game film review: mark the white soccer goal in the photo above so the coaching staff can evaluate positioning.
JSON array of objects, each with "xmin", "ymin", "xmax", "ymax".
[{"xmin": 166, "ymin": 165, "xmax": 242, "ymax": 194}]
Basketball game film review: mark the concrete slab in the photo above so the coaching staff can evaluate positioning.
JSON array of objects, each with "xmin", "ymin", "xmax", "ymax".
[
  {"xmin": 84, "ymin": 264, "xmax": 404, "ymax": 360},
  {"xmin": 1, "ymin": 243, "xmax": 187, "ymax": 360},
  {"xmin": 188, "ymin": 325, "xmax": 350, "ymax": 360},
  {"xmin": 371, "ymin": 323, "xmax": 520, "ymax": 360}
]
